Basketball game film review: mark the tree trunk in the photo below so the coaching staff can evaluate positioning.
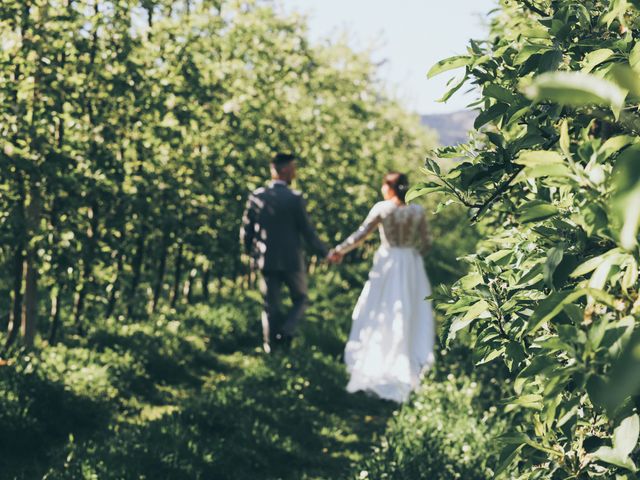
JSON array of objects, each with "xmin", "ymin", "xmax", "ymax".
[
  {"xmin": 202, "ymin": 267, "xmax": 211, "ymax": 301},
  {"xmin": 215, "ymin": 270, "xmax": 224, "ymax": 302},
  {"xmin": 151, "ymin": 230, "xmax": 170, "ymax": 312},
  {"xmin": 106, "ymin": 250, "xmax": 123, "ymax": 319},
  {"xmin": 185, "ymin": 267, "xmax": 196, "ymax": 304},
  {"xmin": 1, "ymin": 305, "xmax": 8, "ymax": 332},
  {"xmin": 5, "ymin": 172, "xmax": 27, "ymax": 349},
  {"xmin": 127, "ymin": 228, "xmax": 147, "ymax": 318},
  {"xmin": 5, "ymin": 245, "xmax": 25, "ymax": 349},
  {"xmin": 170, "ymin": 242, "xmax": 184, "ymax": 308},
  {"xmin": 5, "ymin": 9, "xmax": 29, "ymax": 350},
  {"xmin": 21, "ymin": 185, "xmax": 42, "ymax": 348},
  {"xmin": 74, "ymin": 202, "xmax": 99, "ymax": 329},
  {"xmin": 48, "ymin": 289, "xmax": 62, "ymax": 345},
  {"xmin": 106, "ymin": 192, "xmax": 126, "ymax": 319}
]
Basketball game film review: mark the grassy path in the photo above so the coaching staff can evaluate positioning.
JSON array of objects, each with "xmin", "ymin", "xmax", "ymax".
[{"xmin": 1, "ymin": 273, "xmax": 397, "ymax": 479}]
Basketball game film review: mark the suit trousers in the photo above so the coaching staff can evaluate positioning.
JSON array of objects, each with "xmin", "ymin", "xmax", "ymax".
[{"xmin": 259, "ymin": 270, "xmax": 309, "ymax": 343}]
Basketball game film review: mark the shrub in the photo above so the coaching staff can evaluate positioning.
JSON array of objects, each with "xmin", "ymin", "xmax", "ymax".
[{"xmin": 355, "ymin": 369, "xmax": 507, "ymax": 480}]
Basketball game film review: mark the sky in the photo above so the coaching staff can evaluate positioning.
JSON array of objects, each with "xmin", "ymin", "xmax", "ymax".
[{"xmin": 279, "ymin": 0, "xmax": 496, "ymax": 115}]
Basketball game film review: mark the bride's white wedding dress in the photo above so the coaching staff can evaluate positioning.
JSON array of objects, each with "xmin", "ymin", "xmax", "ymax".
[{"xmin": 335, "ymin": 200, "xmax": 435, "ymax": 403}]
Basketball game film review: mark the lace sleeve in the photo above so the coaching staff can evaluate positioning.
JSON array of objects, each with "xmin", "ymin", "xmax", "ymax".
[
  {"xmin": 334, "ymin": 204, "xmax": 383, "ymax": 255},
  {"xmin": 416, "ymin": 210, "xmax": 432, "ymax": 255}
]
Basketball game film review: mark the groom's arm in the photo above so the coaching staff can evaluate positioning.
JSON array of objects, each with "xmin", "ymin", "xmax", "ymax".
[{"xmin": 294, "ymin": 195, "xmax": 329, "ymax": 258}]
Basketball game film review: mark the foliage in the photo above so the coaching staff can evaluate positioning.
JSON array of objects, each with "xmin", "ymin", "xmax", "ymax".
[
  {"xmin": 353, "ymin": 346, "xmax": 508, "ymax": 480},
  {"xmin": 415, "ymin": 0, "xmax": 640, "ymax": 477},
  {"xmin": 0, "ymin": 0, "xmax": 434, "ymax": 347},
  {"xmin": 0, "ymin": 210, "xmax": 483, "ymax": 479},
  {"xmin": 0, "ymin": 271, "xmax": 391, "ymax": 480},
  {"xmin": 0, "ymin": 1, "xmax": 490, "ymax": 478}
]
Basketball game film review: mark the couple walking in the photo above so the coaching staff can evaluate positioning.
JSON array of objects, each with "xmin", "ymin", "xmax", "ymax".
[{"xmin": 241, "ymin": 153, "xmax": 435, "ymax": 403}]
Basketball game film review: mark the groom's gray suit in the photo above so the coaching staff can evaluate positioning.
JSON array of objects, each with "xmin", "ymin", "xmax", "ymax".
[{"xmin": 241, "ymin": 180, "xmax": 328, "ymax": 346}]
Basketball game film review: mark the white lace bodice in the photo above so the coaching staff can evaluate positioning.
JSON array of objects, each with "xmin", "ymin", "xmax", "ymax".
[{"xmin": 336, "ymin": 201, "xmax": 431, "ymax": 255}]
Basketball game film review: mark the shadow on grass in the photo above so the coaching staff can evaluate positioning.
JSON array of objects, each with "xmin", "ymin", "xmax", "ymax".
[
  {"xmin": 43, "ymin": 342, "xmax": 395, "ymax": 480},
  {"xmin": 40, "ymin": 297, "xmax": 395, "ymax": 480},
  {"xmin": 0, "ymin": 365, "xmax": 114, "ymax": 480},
  {"xmin": 4, "ymin": 270, "xmax": 396, "ymax": 480}
]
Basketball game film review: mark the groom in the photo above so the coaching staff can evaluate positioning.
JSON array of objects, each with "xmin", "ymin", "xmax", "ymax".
[{"xmin": 241, "ymin": 153, "xmax": 330, "ymax": 353}]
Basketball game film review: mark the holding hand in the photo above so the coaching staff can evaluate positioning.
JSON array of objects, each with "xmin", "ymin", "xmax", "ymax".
[{"xmin": 327, "ymin": 249, "xmax": 344, "ymax": 265}]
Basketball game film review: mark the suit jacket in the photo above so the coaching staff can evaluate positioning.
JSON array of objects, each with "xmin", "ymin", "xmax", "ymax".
[{"xmin": 241, "ymin": 181, "xmax": 328, "ymax": 272}]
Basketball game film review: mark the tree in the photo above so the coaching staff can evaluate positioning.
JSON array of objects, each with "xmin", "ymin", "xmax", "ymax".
[
  {"xmin": 416, "ymin": 0, "xmax": 640, "ymax": 477},
  {"xmin": 0, "ymin": 0, "xmax": 434, "ymax": 347}
]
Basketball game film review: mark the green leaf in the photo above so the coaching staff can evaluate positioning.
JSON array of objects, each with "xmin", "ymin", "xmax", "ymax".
[
  {"xmin": 438, "ymin": 73, "xmax": 468, "ymax": 103},
  {"xmin": 604, "ymin": 316, "xmax": 636, "ymax": 356},
  {"xmin": 588, "ymin": 256, "xmax": 614, "ymax": 290},
  {"xmin": 477, "ymin": 346, "xmax": 506, "ymax": 365},
  {"xmin": 557, "ymin": 398, "xmax": 580, "ymax": 427},
  {"xmin": 631, "ymin": 42, "xmax": 640, "ymax": 72},
  {"xmin": 427, "ymin": 55, "xmax": 471, "ymax": 78},
  {"xmin": 484, "ymin": 84, "xmax": 518, "ymax": 104},
  {"xmin": 582, "ymin": 48, "xmax": 614, "ymax": 73},
  {"xmin": 494, "ymin": 443, "xmax": 524, "ymax": 477},
  {"xmin": 621, "ymin": 257, "xmax": 638, "ymax": 291},
  {"xmin": 593, "ymin": 446, "xmax": 637, "ymax": 472},
  {"xmin": 602, "ymin": 0, "xmax": 630, "ymax": 27},
  {"xmin": 515, "ymin": 149, "xmax": 572, "ymax": 180},
  {"xmin": 518, "ymin": 201, "xmax": 559, "ymax": 223},
  {"xmin": 528, "ymin": 289, "xmax": 588, "ymax": 333},
  {"xmin": 559, "ymin": 119, "xmax": 571, "ymax": 157},
  {"xmin": 459, "ymin": 272, "xmax": 483, "ymax": 289},
  {"xmin": 505, "ymin": 394, "xmax": 544, "ymax": 412},
  {"xmin": 511, "ymin": 263, "xmax": 544, "ymax": 289},
  {"xmin": 573, "ymin": 4, "xmax": 592, "ymax": 26},
  {"xmin": 523, "ymin": 71, "xmax": 627, "ymax": 116},
  {"xmin": 474, "ymin": 103, "xmax": 508, "ymax": 129},
  {"xmin": 425, "ymin": 157, "xmax": 441, "ymax": 175},
  {"xmin": 599, "ymin": 135, "xmax": 636, "ymax": 157},
  {"xmin": 571, "ymin": 250, "xmax": 623, "ymax": 278},
  {"xmin": 544, "ymin": 245, "xmax": 564, "ymax": 289},
  {"xmin": 610, "ymin": 64, "xmax": 640, "ymax": 98},
  {"xmin": 614, "ymin": 414, "xmax": 639, "ymax": 457},
  {"xmin": 486, "ymin": 249, "xmax": 513, "ymax": 264},
  {"xmin": 405, "ymin": 184, "xmax": 442, "ymax": 203},
  {"xmin": 449, "ymin": 299, "xmax": 491, "ymax": 337},
  {"xmin": 619, "ymin": 193, "xmax": 640, "ymax": 251},
  {"xmin": 611, "ymin": 144, "xmax": 640, "ymax": 250},
  {"xmin": 587, "ymin": 374, "xmax": 610, "ymax": 410},
  {"xmin": 514, "ymin": 150, "xmax": 564, "ymax": 167},
  {"xmin": 514, "ymin": 45, "xmax": 550, "ymax": 65},
  {"xmin": 519, "ymin": 163, "xmax": 572, "ymax": 179}
]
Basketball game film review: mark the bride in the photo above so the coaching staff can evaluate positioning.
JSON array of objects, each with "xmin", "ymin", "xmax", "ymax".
[{"xmin": 329, "ymin": 172, "xmax": 435, "ymax": 403}]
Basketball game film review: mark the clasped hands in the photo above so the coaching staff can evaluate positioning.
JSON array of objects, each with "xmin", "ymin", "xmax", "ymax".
[{"xmin": 326, "ymin": 249, "xmax": 344, "ymax": 265}]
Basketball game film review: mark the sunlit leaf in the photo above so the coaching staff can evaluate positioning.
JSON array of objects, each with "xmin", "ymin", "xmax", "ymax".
[
  {"xmin": 427, "ymin": 55, "xmax": 471, "ymax": 78},
  {"xmin": 523, "ymin": 71, "xmax": 627, "ymax": 115},
  {"xmin": 582, "ymin": 48, "xmax": 614, "ymax": 73}
]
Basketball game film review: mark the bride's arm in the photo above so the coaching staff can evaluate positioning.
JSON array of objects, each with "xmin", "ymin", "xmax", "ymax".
[{"xmin": 334, "ymin": 204, "xmax": 382, "ymax": 256}]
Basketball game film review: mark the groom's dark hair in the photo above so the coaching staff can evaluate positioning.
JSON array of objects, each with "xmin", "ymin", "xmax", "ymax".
[{"xmin": 272, "ymin": 152, "xmax": 296, "ymax": 172}]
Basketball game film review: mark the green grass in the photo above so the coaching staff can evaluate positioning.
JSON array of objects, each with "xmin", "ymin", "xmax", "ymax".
[
  {"xmin": 0, "ymin": 271, "xmax": 397, "ymax": 480},
  {"xmin": 0, "ymin": 267, "xmax": 506, "ymax": 480}
]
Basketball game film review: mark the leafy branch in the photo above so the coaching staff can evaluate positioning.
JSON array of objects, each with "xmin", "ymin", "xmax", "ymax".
[
  {"xmin": 471, "ymin": 166, "xmax": 524, "ymax": 222},
  {"xmin": 521, "ymin": 0, "xmax": 549, "ymax": 17}
]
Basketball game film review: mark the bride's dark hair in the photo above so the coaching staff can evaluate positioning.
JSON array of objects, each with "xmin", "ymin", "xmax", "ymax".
[{"xmin": 384, "ymin": 172, "xmax": 409, "ymax": 203}]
